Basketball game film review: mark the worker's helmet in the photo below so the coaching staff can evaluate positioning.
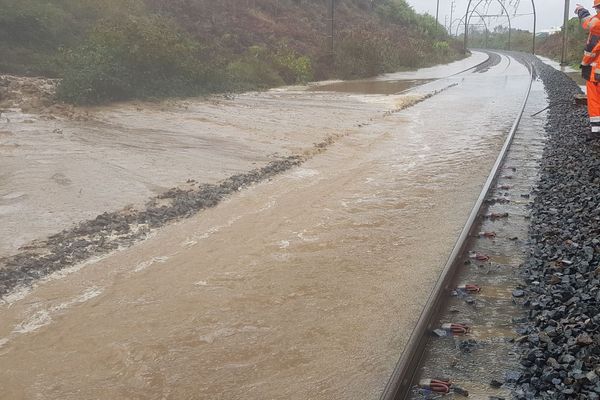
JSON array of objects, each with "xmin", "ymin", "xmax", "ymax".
[{"xmin": 595, "ymin": 0, "xmax": 600, "ymax": 8}]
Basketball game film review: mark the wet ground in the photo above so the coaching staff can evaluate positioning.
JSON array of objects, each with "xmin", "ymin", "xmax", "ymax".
[{"xmin": 0, "ymin": 52, "xmax": 537, "ymax": 399}]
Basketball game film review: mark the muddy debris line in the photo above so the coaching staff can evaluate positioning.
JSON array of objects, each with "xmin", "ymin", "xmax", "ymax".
[
  {"xmin": 0, "ymin": 154, "xmax": 306, "ymax": 298},
  {"xmin": 0, "ymin": 75, "xmax": 70, "ymax": 117}
]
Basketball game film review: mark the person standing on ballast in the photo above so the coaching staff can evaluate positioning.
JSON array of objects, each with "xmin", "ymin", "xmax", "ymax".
[{"xmin": 576, "ymin": 1, "xmax": 600, "ymax": 137}]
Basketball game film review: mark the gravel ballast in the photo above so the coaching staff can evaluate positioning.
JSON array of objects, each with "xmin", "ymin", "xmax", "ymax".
[{"xmin": 513, "ymin": 58, "xmax": 600, "ymax": 399}]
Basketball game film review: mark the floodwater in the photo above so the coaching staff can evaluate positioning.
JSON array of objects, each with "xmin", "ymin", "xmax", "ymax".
[
  {"xmin": 309, "ymin": 51, "xmax": 488, "ymax": 95},
  {"xmin": 0, "ymin": 51, "xmax": 486, "ymax": 258},
  {"xmin": 310, "ymin": 78, "xmax": 433, "ymax": 95},
  {"xmin": 0, "ymin": 52, "xmax": 533, "ymax": 399}
]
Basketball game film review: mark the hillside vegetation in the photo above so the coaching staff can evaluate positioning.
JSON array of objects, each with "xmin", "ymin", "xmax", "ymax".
[
  {"xmin": 0, "ymin": 0, "xmax": 463, "ymax": 104},
  {"xmin": 535, "ymin": 18, "xmax": 587, "ymax": 68}
]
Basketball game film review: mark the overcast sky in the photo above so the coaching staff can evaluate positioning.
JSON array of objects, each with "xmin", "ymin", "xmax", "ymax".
[{"xmin": 406, "ymin": 0, "xmax": 583, "ymax": 33}]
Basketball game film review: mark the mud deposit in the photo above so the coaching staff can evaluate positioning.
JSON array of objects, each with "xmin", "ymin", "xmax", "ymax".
[
  {"xmin": 0, "ymin": 155, "xmax": 303, "ymax": 297},
  {"xmin": 0, "ymin": 75, "xmax": 78, "ymax": 117}
]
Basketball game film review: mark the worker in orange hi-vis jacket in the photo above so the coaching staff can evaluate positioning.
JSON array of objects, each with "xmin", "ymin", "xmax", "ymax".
[{"xmin": 576, "ymin": 2, "xmax": 600, "ymax": 136}]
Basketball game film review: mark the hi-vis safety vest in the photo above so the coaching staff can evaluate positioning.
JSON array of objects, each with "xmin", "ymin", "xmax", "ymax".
[{"xmin": 577, "ymin": 7, "xmax": 600, "ymax": 82}]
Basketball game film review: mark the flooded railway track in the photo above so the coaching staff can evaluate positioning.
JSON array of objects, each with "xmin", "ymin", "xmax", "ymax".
[
  {"xmin": 0, "ymin": 51, "xmax": 549, "ymax": 399},
  {"xmin": 381, "ymin": 54, "xmax": 550, "ymax": 399}
]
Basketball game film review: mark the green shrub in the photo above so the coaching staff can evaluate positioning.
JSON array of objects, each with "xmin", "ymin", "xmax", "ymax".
[
  {"xmin": 335, "ymin": 36, "xmax": 384, "ymax": 79},
  {"xmin": 0, "ymin": 0, "xmax": 145, "ymax": 75},
  {"xmin": 432, "ymin": 41, "xmax": 450, "ymax": 59},
  {"xmin": 376, "ymin": 0, "xmax": 446, "ymax": 41},
  {"xmin": 535, "ymin": 17, "xmax": 586, "ymax": 65},
  {"xmin": 226, "ymin": 46, "xmax": 285, "ymax": 91},
  {"xmin": 376, "ymin": 0, "xmax": 416, "ymax": 26},
  {"xmin": 271, "ymin": 45, "xmax": 313, "ymax": 84},
  {"xmin": 333, "ymin": 28, "xmax": 434, "ymax": 79},
  {"xmin": 225, "ymin": 44, "xmax": 313, "ymax": 91},
  {"xmin": 57, "ymin": 15, "xmax": 208, "ymax": 104},
  {"xmin": 0, "ymin": 0, "xmax": 66, "ymax": 47}
]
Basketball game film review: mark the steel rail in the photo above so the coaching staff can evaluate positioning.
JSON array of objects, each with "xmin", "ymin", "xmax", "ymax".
[
  {"xmin": 446, "ymin": 49, "xmax": 491, "ymax": 77},
  {"xmin": 379, "ymin": 54, "xmax": 535, "ymax": 400}
]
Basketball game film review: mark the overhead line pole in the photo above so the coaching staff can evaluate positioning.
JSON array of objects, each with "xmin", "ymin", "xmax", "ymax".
[
  {"xmin": 464, "ymin": 0, "xmax": 472, "ymax": 53},
  {"xmin": 531, "ymin": 0, "xmax": 537, "ymax": 54},
  {"xmin": 450, "ymin": 1, "xmax": 456, "ymax": 35},
  {"xmin": 328, "ymin": 0, "xmax": 335, "ymax": 66},
  {"xmin": 436, "ymin": 0, "xmax": 440, "ymax": 35},
  {"xmin": 561, "ymin": 0, "xmax": 570, "ymax": 65}
]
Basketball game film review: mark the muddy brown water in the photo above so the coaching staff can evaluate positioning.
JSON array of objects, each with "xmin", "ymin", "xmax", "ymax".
[
  {"xmin": 0, "ymin": 51, "xmax": 487, "ymax": 258},
  {"xmin": 0, "ymin": 51, "xmax": 535, "ymax": 399}
]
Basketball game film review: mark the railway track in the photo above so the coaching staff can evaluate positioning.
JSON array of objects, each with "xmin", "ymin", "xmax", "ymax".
[{"xmin": 381, "ymin": 53, "xmax": 542, "ymax": 400}]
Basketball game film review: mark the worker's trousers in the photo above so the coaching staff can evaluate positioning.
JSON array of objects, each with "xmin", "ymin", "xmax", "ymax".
[{"xmin": 587, "ymin": 80, "xmax": 600, "ymax": 134}]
